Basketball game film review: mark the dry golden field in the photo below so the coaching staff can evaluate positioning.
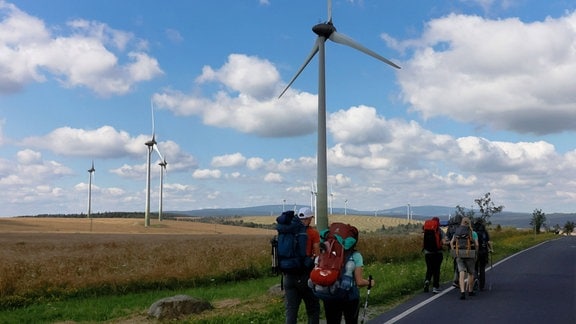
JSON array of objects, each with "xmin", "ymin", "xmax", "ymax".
[
  {"xmin": 239, "ymin": 214, "xmax": 418, "ymax": 232},
  {"xmin": 0, "ymin": 217, "xmax": 275, "ymax": 235}
]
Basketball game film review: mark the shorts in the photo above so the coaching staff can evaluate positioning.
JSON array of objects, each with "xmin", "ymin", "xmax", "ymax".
[{"xmin": 456, "ymin": 257, "xmax": 475, "ymax": 273}]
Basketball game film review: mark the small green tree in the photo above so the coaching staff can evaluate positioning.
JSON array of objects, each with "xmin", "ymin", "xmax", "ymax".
[
  {"xmin": 529, "ymin": 209, "xmax": 546, "ymax": 234},
  {"xmin": 474, "ymin": 192, "xmax": 504, "ymax": 224},
  {"xmin": 454, "ymin": 205, "xmax": 475, "ymax": 220},
  {"xmin": 563, "ymin": 221, "xmax": 575, "ymax": 236}
]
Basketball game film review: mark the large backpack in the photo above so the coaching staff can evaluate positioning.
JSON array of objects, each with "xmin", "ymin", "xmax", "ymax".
[
  {"xmin": 451, "ymin": 225, "xmax": 476, "ymax": 258},
  {"xmin": 422, "ymin": 218, "xmax": 442, "ymax": 252},
  {"xmin": 474, "ymin": 222, "xmax": 489, "ymax": 254},
  {"xmin": 309, "ymin": 223, "xmax": 359, "ymax": 301},
  {"xmin": 271, "ymin": 210, "xmax": 309, "ymax": 276}
]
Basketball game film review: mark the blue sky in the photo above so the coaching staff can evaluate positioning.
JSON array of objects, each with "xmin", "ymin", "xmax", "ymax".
[{"xmin": 1, "ymin": 0, "xmax": 576, "ymax": 217}]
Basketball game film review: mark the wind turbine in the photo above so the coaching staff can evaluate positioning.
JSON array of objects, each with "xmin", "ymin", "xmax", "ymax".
[
  {"xmin": 158, "ymin": 158, "xmax": 167, "ymax": 221},
  {"xmin": 144, "ymin": 100, "xmax": 165, "ymax": 227},
  {"xmin": 278, "ymin": 0, "xmax": 400, "ymax": 231},
  {"xmin": 87, "ymin": 161, "xmax": 95, "ymax": 219}
]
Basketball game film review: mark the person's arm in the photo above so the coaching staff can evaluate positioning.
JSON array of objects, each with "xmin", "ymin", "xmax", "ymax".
[{"xmin": 353, "ymin": 265, "xmax": 374, "ymax": 288}]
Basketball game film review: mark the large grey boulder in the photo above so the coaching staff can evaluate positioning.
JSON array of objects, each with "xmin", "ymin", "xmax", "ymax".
[{"xmin": 147, "ymin": 295, "xmax": 213, "ymax": 320}]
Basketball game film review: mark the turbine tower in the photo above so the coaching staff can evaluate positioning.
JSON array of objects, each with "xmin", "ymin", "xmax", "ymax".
[
  {"xmin": 158, "ymin": 158, "xmax": 167, "ymax": 221},
  {"xmin": 278, "ymin": 0, "xmax": 400, "ymax": 231},
  {"xmin": 87, "ymin": 161, "xmax": 95, "ymax": 219},
  {"xmin": 145, "ymin": 100, "xmax": 165, "ymax": 227}
]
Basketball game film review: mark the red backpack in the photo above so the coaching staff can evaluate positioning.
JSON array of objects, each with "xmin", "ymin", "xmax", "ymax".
[
  {"xmin": 422, "ymin": 218, "xmax": 442, "ymax": 252},
  {"xmin": 309, "ymin": 223, "xmax": 359, "ymax": 300}
]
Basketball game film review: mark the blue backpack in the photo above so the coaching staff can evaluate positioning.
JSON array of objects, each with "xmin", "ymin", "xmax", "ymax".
[{"xmin": 271, "ymin": 210, "xmax": 309, "ymax": 276}]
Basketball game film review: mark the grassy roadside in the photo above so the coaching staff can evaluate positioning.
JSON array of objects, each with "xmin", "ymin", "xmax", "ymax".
[{"xmin": 0, "ymin": 229, "xmax": 557, "ymax": 323}]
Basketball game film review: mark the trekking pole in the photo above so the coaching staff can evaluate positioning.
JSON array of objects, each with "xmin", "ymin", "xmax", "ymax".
[{"xmin": 361, "ymin": 275, "xmax": 373, "ymax": 324}]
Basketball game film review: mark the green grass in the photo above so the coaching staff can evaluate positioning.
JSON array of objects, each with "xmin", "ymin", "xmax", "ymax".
[{"xmin": 0, "ymin": 230, "xmax": 556, "ymax": 323}]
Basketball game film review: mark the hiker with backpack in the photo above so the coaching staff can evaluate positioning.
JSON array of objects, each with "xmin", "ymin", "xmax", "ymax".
[
  {"xmin": 422, "ymin": 217, "xmax": 445, "ymax": 294},
  {"xmin": 450, "ymin": 217, "xmax": 479, "ymax": 300},
  {"xmin": 276, "ymin": 207, "xmax": 321, "ymax": 324},
  {"xmin": 473, "ymin": 219, "xmax": 493, "ymax": 291},
  {"xmin": 308, "ymin": 223, "xmax": 373, "ymax": 324},
  {"xmin": 446, "ymin": 215, "xmax": 462, "ymax": 288}
]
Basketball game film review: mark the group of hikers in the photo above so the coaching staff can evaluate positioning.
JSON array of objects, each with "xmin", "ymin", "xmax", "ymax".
[
  {"xmin": 273, "ymin": 207, "xmax": 373, "ymax": 324},
  {"xmin": 422, "ymin": 215, "xmax": 493, "ymax": 300},
  {"xmin": 273, "ymin": 208, "xmax": 494, "ymax": 324}
]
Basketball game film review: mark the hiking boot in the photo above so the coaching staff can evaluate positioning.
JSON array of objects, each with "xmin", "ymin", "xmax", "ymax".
[
  {"xmin": 432, "ymin": 288, "xmax": 441, "ymax": 294},
  {"xmin": 460, "ymin": 292, "xmax": 466, "ymax": 300},
  {"xmin": 424, "ymin": 280, "xmax": 430, "ymax": 293}
]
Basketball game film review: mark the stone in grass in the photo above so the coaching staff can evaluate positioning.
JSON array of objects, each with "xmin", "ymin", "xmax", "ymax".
[{"xmin": 148, "ymin": 295, "xmax": 213, "ymax": 320}]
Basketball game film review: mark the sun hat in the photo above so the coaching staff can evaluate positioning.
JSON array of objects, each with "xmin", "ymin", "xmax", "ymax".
[{"xmin": 298, "ymin": 207, "xmax": 314, "ymax": 219}]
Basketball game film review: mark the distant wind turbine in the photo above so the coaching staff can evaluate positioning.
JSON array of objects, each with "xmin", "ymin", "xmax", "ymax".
[
  {"xmin": 278, "ymin": 0, "xmax": 400, "ymax": 231},
  {"xmin": 87, "ymin": 161, "xmax": 95, "ymax": 219},
  {"xmin": 158, "ymin": 158, "xmax": 167, "ymax": 221},
  {"xmin": 145, "ymin": 100, "xmax": 165, "ymax": 227}
]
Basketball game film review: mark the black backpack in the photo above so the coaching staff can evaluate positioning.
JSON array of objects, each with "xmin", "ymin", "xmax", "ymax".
[
  {"xmin": 474, "ymin": 223, "xmax": 489, "ymax": 253},
  {"xmin": 271, "ymin": 210, "xmax": 309, "ymax": 276}
]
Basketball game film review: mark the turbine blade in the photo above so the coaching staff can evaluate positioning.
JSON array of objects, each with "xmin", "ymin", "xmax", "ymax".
[
  {"xmin": 329, "ymin": 31, "xmax": 401, "ymax": 69},
  {"xmin": 150, "ymin": 98, "xmax": 156, "ymax": 136},
  {"xmin": 278, "ymin": 37, "xmax": 322, "ymax": 98},
  {"xmin": 153, "ymin": 144, "xmax": 164, "ymax": 161},
  {"xmin": 327, "ymin": 0, "xmax": 332, "ymax": 23}
]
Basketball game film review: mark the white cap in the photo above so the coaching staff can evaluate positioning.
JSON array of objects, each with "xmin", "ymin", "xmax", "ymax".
[{"xmin": 298, "ymin": 207, "xmax": 314, "ymax": 219}]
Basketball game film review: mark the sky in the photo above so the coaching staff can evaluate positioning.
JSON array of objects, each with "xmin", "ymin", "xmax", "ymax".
[{"xmin": 1, "ymin": 0, "xmax": 576, "ymax": 217}]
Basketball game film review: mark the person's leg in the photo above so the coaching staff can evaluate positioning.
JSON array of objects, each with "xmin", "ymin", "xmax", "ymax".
[
  {"xmin": 432, "ymin": 252, "xmax": 442, "ymax": 289},
  {"xmin": 424, "ymin": 253, "xmax": 432, "ymax": 292},
  {"xmin": 343, "ymin": 298, "xmax": 360, "ymax": 324},
  {"xmin": 323, "ymin": 299, "xmax": 344, "ymax": 324},
  {"xmin": 478, "ymin": 253, "xmax": 487, "ymax": 290},
  {"xmin": 465, "ymin": 258, "xmax": 476, "ymax": 295},
  {"xmin": 299, "ymin": 277, "xmax": 320, "ymax": 324},
  {"xmin": 456, "ymin": 258, "xmax": 466, "ymax": 299},
  {"xmin": 283, "ymin": 274, "xmax": 301, "ymax": 324},
  {"xmin": 452, "ymin": 257, "xmax": 459, "ymax": 287}
]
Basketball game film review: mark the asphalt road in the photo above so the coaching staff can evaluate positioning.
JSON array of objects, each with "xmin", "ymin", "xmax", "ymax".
[{"xmin": 370, "ymin": 236, "xmax": 576, "ymax": 324}]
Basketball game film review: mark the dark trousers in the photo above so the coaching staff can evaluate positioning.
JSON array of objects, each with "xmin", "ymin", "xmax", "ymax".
[
  {"xmin": 475, "ymin": 251, "xmax": 489, "ymax": 290},
  {"xmin": 283, "ymin": 273, "xmax": 320, "ymax": 324},
  {"xmin": 424, "ymin": 252, "xmax": 443, "ymax": 288},
  {"xmin": 323, "ymin": 298, "xmax": 360, "ymax": 324}
]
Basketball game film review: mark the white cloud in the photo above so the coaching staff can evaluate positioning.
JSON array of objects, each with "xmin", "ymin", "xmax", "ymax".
[
  {"xmin": 264, "ymin": 172, "xmax": 283, "ymax": 183},
  {"xmin": 193, "ymin": 168, "xmax": 222, "ymax": 179},
  {"xmin": 211, "ymin": 152, "xmax": 246, "ymax": 167},
  {"xmin": 394, "ymin": 12, "xmax": 576, "ymax": 135},
  {"xmin": 0, "ymin": 2, "xmax": 163, "ymax": 96},
  {"xmin": 153, "ymin": 54, "xmax": 318, "ymax": 138}
]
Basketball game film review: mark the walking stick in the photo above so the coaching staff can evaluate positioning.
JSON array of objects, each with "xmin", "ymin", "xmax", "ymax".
[{"xmin": 360, "ymin": 275, "xmax": 373, "ymax": 324}]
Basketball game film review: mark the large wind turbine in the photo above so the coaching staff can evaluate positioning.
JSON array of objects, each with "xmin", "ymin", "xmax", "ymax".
[
  {"xmin": 87, "ymin": 161, "xmax": 95, "ymax": 219},
  {"xmin": 144, "ymin": 101, "xmax": 165, "ymax": 227},
  {"xmin": 278, "ymin": 0, "xmax": 400, "ymax": 231},
  {"xmin": 158, "ymin": 158, "xmax": 167, "ymax": 221}
]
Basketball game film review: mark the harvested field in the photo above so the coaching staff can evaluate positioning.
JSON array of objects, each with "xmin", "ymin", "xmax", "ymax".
[
  {"xmin": 238, "ymin": 214, "xmax": 419, "ymax": 232},
  {"xmin": 0, "ymin": 217, "xmax": 274, "ymax": 235},
  {"xmin": 0, "ymin": 217, "xmax": 275, "ymax": 300}
]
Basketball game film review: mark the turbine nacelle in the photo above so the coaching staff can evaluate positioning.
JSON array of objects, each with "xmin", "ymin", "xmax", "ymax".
[{"xmin": 312, "ymin": 22, "xmax": 336, "ymax": 38}]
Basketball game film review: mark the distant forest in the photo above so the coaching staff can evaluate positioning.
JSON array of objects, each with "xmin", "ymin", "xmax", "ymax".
[{"xmin": 27, "ymin": 212, "xmax": 190, "ymax": 219}]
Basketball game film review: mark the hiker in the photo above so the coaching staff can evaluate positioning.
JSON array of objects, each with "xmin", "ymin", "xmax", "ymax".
[
  {"xmin": 322, "ymin": 226, "xmax": 374, "ymax": 324},
  {"xmin": 446, "ymin": 215, "xmax": 462, "ymax": 288},
  {"xmin": 450, "ymin": 217, "xmax": 479, "ymax": 300},
  {"xmin": 283, "ymin": 207, "xmax": 321, "ymax": 324},
  {"xmin": 473, "ymin": 219, "xmax": 493, "ymax": 291},
  {"xmin": 422, "ymin": 217, "xmax": 445, "ymax": 294}
]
